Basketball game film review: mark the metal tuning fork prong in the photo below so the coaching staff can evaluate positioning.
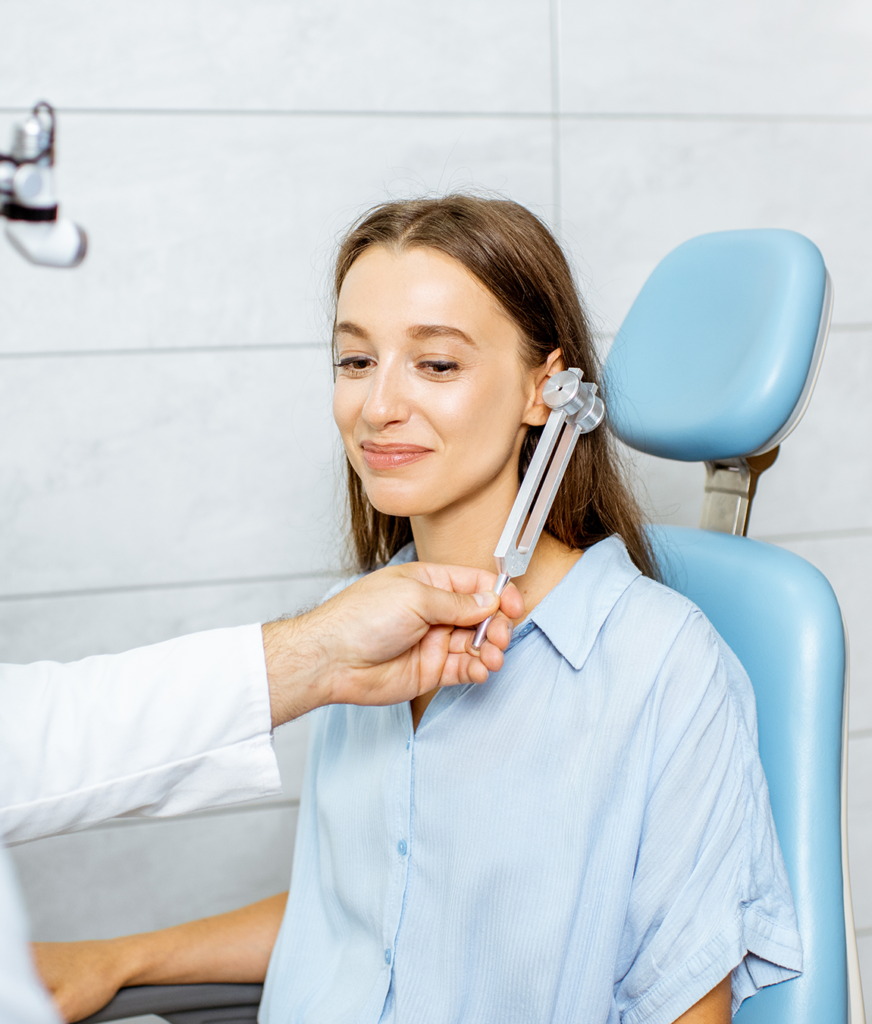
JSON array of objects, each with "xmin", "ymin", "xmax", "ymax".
[{"xmin": 470, "ymin": 368, "xmax": 605, "ymax": 651}]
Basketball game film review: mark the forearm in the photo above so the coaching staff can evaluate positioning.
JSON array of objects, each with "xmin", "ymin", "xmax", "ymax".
[{"xmin": 119, "ymin": 893, "xmax": 288, "ymax": 986}]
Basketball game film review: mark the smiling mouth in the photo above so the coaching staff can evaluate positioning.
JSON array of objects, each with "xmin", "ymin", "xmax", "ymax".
[{"xmin": 360, "ymin": 442, "xmax": 433, "ymax": 470}]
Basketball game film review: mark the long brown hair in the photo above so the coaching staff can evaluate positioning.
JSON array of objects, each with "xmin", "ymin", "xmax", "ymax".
[{"xmin": 333, "ymin": 194, "xmax": 658, "ymax": 580}]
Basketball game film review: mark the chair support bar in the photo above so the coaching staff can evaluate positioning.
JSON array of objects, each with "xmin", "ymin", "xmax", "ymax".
[{"xmin": 700, "ymin": 448, "xmax": 780, "ymax": 536}]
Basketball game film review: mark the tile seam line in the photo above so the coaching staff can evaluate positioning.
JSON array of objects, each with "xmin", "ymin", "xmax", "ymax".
[
  {"xmin": 1, "ymin": 107, "xmax": 870, "ymax": 123},
  {"xmin": 0, "ymin": 342, "xmax": 326, "ymax": 359},
  {"xmin": 0, "ymin": 571, "xmax": 339, "ymax": 604}
]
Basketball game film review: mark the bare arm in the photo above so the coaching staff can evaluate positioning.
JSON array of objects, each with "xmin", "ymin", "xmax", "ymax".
[
  {"xmin": 32, "ymin": 893, "xmax": 287, "ymax": 1024},
  {"xmin": 673, "ymin": 975, "xmax": 731, "ymax": 1024}
]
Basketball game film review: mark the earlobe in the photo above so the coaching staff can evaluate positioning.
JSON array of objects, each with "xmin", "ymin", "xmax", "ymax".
[{"xmin": 522, "ymin": 349, "xmax": 565, "ymax": 426}]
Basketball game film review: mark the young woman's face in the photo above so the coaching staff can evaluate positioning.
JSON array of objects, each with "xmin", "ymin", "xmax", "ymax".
[{"xmin": 333, "ymin": 245, "xmax": 554, "ymax": 522}]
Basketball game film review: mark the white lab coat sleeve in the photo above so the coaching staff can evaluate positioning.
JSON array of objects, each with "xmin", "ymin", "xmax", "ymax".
[
  {"xmin": 0, "ymin": 623, "xmax": 281, "ymax": 846},
  {"xmin": 0, "ymin": 844, "xmax": 60, "ymax": 1024}
]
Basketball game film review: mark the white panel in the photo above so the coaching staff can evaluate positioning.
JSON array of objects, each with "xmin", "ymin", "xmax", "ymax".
[
  {"xmin": 11, "ymin": 804, "xmax": 298, "ymax": 940},
  {"xmin": 750, "ymin": 332, "xmax": 872, "ymax": 537},
  {"xmin": 0, "ymin": 576, "xmax": 336, "ymax": 663},
  {"xmin": 0, "ymin": 0, "xmax": 551, "ymax": 112},
  {"xmin": 0, "ymin": 348, "xmax": 343, "ymax": 593},
  {"xmin": 773, "ymin": 534, "xmax": 872, "ymax": 733},
  {"xmin": 858, "ymin": 934, "xmax": 872, "ymax": 1022},
  {"xmin": 559, "ymin": 120, "xmax": 872, "ymax": 330},
  {"xmin": 559, "ymin": 0, "xmax": 872, "ymax": 115},
  {"xmin": 616, "ymin": 442, "xmax": 703, "ymax": 530},
  {"xmin": 848, "ymin": 738, "xmax": 872, "ymax": 931},
  {"xmin": 0, "ymin": 112, "xmax": 555, "ymax": 353},
  {"xmin": 273, "ymin": 716, "xmax": 310, "ymax": 807}
]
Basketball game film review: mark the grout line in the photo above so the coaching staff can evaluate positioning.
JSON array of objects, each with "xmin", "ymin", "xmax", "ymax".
[
  {"xmin": 82, "ymin": 797, "xmax": 302, "ymax": 832},
  {"xmin": 0, "ymin": 571, "xmax": 340, "ymax": 604},
  {"xmin": 830, "ymin": 323, "xmax": 872, "ymax": 333},
  {"xmin": 754, "ymin": 526, "xmax": 872, "ymax": 544},
  {"xmin": 856, "ymin": 926, "xmax": 872, "ymax": 938},
  {"xmin": 2, "ymin": 108, "xmax": 870, "ymax": 124},
  {"xmin": 849, "ymin": 728, "xmax": 872, "ymax": 741},
  {"xmin": 0, "ymin": 341, "xmax": 325, "ymax": 360}
]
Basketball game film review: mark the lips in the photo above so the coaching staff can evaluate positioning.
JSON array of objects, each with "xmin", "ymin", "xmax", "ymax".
[{"xmin": 360, "ymin": 441, "xmax": 433, "ymax": 470}]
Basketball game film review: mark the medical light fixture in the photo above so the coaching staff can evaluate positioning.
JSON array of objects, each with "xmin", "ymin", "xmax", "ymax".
[{"xmin": 1, "ymin": 101, "xmax": 87, "ymax": 268}]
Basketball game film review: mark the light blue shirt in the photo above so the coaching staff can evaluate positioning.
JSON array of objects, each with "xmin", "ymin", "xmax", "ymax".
[{"xmin": 261, "ymin": 536, "xmax": 801, "ymax": 1024}]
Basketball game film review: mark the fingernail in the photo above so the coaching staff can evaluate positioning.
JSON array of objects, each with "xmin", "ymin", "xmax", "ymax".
[{"xmin": 473, "ymin": 591, "xmax": 494, "ymax": 607}]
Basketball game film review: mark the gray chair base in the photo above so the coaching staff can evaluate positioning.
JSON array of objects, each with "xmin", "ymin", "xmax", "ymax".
[{"xmin": 80, "ymin": 983, "xmax": 262, "ymax": 1024}]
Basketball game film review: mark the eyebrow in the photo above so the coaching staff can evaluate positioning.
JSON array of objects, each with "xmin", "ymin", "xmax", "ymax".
[
  {"xmin": 334, "ymin": 321, "xmax": 369, "ymax": 340},
  {"xmin": 333, "ymin": 321, "xmax": 477, "ymax": 347},
  {"xmin": 408, "ymin": 324, "xmax": 477, "ymax": 346}
]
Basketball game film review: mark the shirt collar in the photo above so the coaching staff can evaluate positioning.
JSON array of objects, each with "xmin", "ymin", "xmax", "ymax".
[
  {"xmin": 526, "ymin": 536, "xmax": 642, "ymax": 670},
  {"xmin": 389, "ymin": 535, "xmax": 641, "ymax": 673}
]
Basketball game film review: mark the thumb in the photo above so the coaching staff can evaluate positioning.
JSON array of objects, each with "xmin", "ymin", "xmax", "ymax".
[{"xmin": 416, "ymin": 583, "xmax": 499, "ymax": 628}]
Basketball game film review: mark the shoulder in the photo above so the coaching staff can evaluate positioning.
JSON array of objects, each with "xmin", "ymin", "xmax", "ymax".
[
  {"xmin": 537, "ymin": 536, "xmax": 753, "ymax": 723},
  {"xmin": 536, "ymin": 535, "xmax": 721, "ymax": 680}
]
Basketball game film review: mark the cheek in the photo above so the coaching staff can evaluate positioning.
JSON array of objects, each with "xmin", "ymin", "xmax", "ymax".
[
  {"xmin": 332, "ymin": 383, "xmax": 361, "ymax": 453},
  {"xmin": 430, "ymin": 379, "xmax": 526, "ymax": 472}
]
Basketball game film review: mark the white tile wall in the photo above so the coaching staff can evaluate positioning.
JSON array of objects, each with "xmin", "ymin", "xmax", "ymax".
[
  {"xmin": 3, "ymin": 0, "xmax": 871, "ymax": 1017},
  {"xmin": 0, "ymin": 112, "xmax": 555, "ymax": 353},
  {"xmin": 0, "ymin": 348, "xmax": 341, "ymax": 592},
  {"xmin": 848, "ymin": 739, "xmax": 872, "ymax": 932},
  {"xmin": 0, "ymin": 576, "xmax": 335, "ymax": 664},
  {"xmin": 1, "ymin": 0, "xmax": 552, "ymax": 113},
  {"xmin": 559, "ymin": 0, "xmax": 872, "ymax": 116},
  {"xmin": 10, "ymin": 804, "xmax": 299, "ymax": 940},
  {"xmin": 560, "ymin": 120, "xmax": 872, "ymax": 331}
]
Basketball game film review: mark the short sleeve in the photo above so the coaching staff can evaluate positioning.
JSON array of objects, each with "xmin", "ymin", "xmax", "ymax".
[{"xmin": 614, "ymin": 611, "xmax": 802, "ymax": 1024}]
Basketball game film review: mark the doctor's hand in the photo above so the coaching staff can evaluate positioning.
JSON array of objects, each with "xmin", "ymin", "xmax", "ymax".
[{"xmin": 263, "ymin": 563, "xmax": 523, "ymax": 726}]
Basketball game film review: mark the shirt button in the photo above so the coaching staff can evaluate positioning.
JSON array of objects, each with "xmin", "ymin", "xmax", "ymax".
[
  {"xmin": 384, "ymin": 948, "xmax": 392, "ymax": 964},
  {"xmin": 397, "ymin": 839, "xmax": 407, "ymax": 856},
  {"xmin": 406, "ymin": 739, "xmax": 410, "ymax": 750}
]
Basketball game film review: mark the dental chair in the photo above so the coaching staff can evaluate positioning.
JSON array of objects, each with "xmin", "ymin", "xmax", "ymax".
[{"xmin": 82, "ymin": 229, "xmax": 862, "ymax": 1024}]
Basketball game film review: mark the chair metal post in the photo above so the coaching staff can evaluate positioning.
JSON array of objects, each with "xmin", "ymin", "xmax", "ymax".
[{"xmin": 700, "ymin": 448, "xmax": 780, "ymax": 535}]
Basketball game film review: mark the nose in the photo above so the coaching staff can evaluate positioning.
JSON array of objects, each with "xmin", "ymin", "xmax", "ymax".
[{"xmin": 361, "ymin": 361, "xmax": 411, "ymax": 431}]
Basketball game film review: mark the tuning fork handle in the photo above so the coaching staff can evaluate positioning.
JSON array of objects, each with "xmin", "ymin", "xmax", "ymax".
[{"xmin": 470, "ymin": 572, "xmax": 512, "ymax": 652}]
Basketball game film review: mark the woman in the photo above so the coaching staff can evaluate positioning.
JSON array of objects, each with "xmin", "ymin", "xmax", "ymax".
[{"xmin": 35, "ymin": 195, "xmax": 802, "ymax": 1023}]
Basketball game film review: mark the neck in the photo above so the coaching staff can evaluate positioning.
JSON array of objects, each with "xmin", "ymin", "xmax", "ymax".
[
  {"xmin": 409, "ymin": 465, "xmax": 583, "ymax": 625},
  {"xmin": 410, "ymin": 474, "xmax": 516, "ymax": 574}
]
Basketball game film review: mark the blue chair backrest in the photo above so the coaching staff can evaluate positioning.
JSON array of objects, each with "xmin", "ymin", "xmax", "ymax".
[
  {"xmin": 651, "ymin": 526, "xmax": 847, "ymax": 1023},
  {"xmin": 603, "ymin": 229, "xmax": 852, "ymax": 1022}
]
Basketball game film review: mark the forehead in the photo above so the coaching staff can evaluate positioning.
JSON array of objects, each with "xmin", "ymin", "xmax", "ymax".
[{"xmin": 336, "ymin": 246, "xmax": 511, "ymax": 329}]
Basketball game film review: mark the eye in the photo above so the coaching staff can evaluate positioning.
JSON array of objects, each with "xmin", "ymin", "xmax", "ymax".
[
  {"xmin": 419, "ymin": 359, "xmax": 460, "ymax": 376},
  {"xmin": 334, "ymin": 355, "xmax": 374, "ymax": 377}
]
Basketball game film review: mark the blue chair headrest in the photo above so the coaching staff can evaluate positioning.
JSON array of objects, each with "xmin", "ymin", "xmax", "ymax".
[{"xmin": 602, "ymin": 230, "xmax": 831, "ymax": 463}]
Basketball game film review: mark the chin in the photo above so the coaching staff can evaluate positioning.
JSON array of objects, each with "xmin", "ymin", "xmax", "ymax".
[{"xmin": 364, "ymin": 482, "xmax": 446, "ymax": 519}]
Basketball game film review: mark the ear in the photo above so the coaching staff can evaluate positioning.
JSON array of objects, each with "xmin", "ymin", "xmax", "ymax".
[{"xmin": 522, "ymin": 349, "xmax": 566, "ymax": 426}]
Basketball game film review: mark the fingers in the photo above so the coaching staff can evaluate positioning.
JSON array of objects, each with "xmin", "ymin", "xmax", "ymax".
[
  {"xmin": 399, "ymin": 562, "xmax": 526, "ymax": 623},
  {"xmin": 413, "ymin": 581, "xmax": 502, "ymax": 630}
]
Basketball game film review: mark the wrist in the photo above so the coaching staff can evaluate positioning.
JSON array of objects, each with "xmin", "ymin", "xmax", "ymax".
[
  {"xmin": 105, "ymin": 934, "xmax": 154, "ymax": 990},
  {"xmin": 262, "ymin": 609, "xmax": 336, "ymax": 727}
]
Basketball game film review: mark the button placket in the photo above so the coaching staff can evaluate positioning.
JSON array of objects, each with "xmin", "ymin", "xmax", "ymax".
[{"xmin": 382, "ymin": 721, "xmax": 414, "ymax": 979}]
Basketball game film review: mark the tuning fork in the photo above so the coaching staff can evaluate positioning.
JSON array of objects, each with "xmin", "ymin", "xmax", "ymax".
[{"xmin": 470, "ymin": 368, "xmax": 605, "ymax": 651}]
